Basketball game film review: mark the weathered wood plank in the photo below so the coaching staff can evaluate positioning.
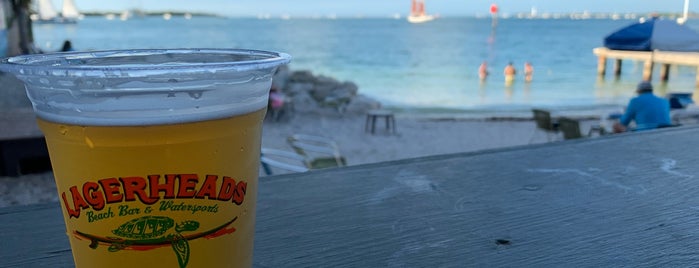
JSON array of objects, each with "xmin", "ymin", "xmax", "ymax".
[
  {"xmin": 0, "ymin": 202, "xmax": 74, "ymax": 267},
  {"xmin": 254, "ymin": 126, "xmax": 699, "ymax": 267},
  {"xmin": 4, "ymin": 126, "xmax": 699, "ymax": 267},
  {"xmin": 593, "ymin": 47, "xmax": 653, "ymax": 61}
]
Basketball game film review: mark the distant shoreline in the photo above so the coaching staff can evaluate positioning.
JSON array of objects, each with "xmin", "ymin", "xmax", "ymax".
[
  {"xmin": 76, "ymin": 12, "xmax": 699, "ymax": 20},
  {"xmin": 81, "ymin": 11, "xmax": 221, "ymax": 18}
]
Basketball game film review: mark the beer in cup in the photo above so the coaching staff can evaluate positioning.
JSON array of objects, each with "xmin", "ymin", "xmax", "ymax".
[{"xmin": 1, "ymin": 49, "xmax": 290, "ymax": 268}]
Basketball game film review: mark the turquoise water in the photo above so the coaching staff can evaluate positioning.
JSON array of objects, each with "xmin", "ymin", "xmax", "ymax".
[{"xmin": 33, "ymin": 16, "xmax": 699, "ymax": 117}]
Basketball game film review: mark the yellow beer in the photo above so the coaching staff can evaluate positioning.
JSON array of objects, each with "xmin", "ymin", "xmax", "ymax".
[
  {"xmin": 38, "ymin": 109, "xmax": 265, "ymax": 268},
  {"xmin": 2, "ymin": 49, "xmax": 290, "ymax": 268}
]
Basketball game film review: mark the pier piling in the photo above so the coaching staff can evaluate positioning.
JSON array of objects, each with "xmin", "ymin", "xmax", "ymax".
[
  {"xmin": 594, "ymin": 47, "xmax": 699, "ymax": 86},
  {"xmin": 613, "ymin": 59, "xmax": 622, "ymax": 77},
  {"xmin": 643, "ymin": 60, "xmax": 654, "ymax": 81},
  {"xmin": 660, "ymin": 64, "xmax": 671, "ymax": 82},
  {"xmin": 597, "ymin": 56, "xmax": 607, "ymax": 76}
]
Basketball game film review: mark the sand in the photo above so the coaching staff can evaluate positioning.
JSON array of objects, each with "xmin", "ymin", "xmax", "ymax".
[{"xmin": 0, "ymin": 111, "xmax": 604, "ymax": 208}]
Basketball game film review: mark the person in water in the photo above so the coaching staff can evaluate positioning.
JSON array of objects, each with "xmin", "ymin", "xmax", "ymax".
[
  {"xmin": 524, "ymin": 61, "xmax": 533, "ymax": 82},
  {"xmin": 504, "ymin": 62, "xmax": 516, "ymax": 83},
  {"xmin": 478, "ymin": 61, "xmax": 489, "ymax": 80}
]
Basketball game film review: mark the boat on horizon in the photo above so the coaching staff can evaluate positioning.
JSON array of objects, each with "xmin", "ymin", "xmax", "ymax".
[
  {"xmin": 31, "ymin": 0, "xmax": 82, "ymax": 24},
  {"xmin": 407, "ymin": 0, "xmax": 434, "ymax": 23}
]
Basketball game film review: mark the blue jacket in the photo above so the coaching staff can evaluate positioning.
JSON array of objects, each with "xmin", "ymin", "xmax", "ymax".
[{"xmin": 620, "ymin": 92, "xmax": 671, "ymax": 131}]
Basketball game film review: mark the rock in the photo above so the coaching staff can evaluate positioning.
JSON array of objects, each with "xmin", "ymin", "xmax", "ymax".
[
  {"xmin": 288, "ymin": 70, "xmax": 316, "ymax": 83},
  {"xmin": 272, "ymin": 68, "xmax": 382, "ymax": 116},
  {"xmin": 285, "ymin": 82, "xmax": 314, "ymax": 96},
  {"xmin": 290, "ymin": 91, "xmax": 319, "ymax": 113},
  {"xmin": 310, "ymin": 75, "xmax": 341, "ymax": 102}
]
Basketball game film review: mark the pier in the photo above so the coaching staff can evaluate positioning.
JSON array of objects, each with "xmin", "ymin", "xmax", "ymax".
[{"xmin": 593, "ymin": 47, "xmax": 699, "ymax": 87}]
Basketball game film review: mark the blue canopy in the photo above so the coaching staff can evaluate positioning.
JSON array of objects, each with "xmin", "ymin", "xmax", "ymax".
[{"xmin": 604, "ymin": 18, "xmax": 699, "ymax": 52}]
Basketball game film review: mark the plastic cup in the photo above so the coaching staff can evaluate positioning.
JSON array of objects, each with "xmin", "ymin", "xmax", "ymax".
[{"xmin": 0, "ymin": 49, "xmax": 290, "ymax": 268}]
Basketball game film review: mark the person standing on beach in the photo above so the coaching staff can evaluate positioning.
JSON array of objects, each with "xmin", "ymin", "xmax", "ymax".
[
  {"xmin": 524, "ymin": 62, "xmax": 533, "ymax": 82},
  {"xmin": 478, "ymin": 61, "xmax": 489, "ymax": 80},
  {"xmin": 613, "ymin": 81, "xmax": 671, "ymax": 133}
]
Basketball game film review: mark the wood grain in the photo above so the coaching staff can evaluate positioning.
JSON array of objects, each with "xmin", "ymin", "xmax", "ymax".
[{"xmin": 4, "ymin": 126, "xmax": 699, "ymax": 267}]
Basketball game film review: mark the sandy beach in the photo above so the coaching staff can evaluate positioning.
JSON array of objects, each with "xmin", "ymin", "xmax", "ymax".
[{"xmin": 0, "ymin": 110, "xmax": 605, "ymax": 208}]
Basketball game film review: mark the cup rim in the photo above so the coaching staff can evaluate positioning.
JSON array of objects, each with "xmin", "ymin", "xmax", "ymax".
[{"xmin": 0, "ymin": 48, "xmax": 291, "ymax": 73}]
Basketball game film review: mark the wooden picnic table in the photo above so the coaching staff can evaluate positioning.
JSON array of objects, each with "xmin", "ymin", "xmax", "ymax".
[{"xmin": 3, "ymin": 125, "xmax": 699, "ymax": 267}]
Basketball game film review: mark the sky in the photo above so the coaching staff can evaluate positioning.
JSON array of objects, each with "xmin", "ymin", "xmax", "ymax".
[{"xmin": 64, "ymin": 0, "xmax": 692, "ymax": 18}]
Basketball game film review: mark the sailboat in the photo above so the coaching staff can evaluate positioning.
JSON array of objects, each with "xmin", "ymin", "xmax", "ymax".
[
  {"xmin": 61, "ymin": 0, "xmax": 82, "ymax": 22},
  {"xmin": 677, "ymin": 0, "xmax": 690, "ymax": 24},
  {"xmin": 32, "ymin": 0, "xmax": 81, "ymax": 24},
  {"xmin": 407, "ymin": 0, "xmax": 434, "ymax": 23}
]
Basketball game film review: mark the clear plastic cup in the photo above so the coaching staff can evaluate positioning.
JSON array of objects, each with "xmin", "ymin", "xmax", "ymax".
[{"xmin": 1, "ymin": 49, "xmax": 290, "ymax": 268}]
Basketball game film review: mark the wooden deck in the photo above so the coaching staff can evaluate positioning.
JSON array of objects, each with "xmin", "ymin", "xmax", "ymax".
[
  {"xmin": 594, "ymin": 47, "xmax": 699, "ymax": 85},
  {"xmin": 4, "ymin": 125, "xmax": 699, "ymax": 266}
]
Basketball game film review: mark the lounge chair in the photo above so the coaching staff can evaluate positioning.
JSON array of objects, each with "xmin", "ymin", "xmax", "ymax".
[
  {"xmin": 260, "ymin": 148, "xmax": 309, "ymax": 176},
  {"xmin": 531, "ymin": 109, "xmax": 560, "ymax": 142},
  {"xmin": 557, "ymin": 117, "xmax": 583, "ymax": 140},
  {"xmin": 287, "ymin": 134, "xmax": 347, "ymax": 169}
]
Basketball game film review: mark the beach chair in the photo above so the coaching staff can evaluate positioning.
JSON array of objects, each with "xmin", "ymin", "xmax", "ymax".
[
  {"xmin": 557, "ymin": 117, "xmax": 584, "ymax": 140},
  {"xmin": 531, "ymin": 109, "xmax": 560, "ymax": 142},
  {"xmin": 260, "ymin": 148, "xmax": 309, "ymax": 176},
  {"xmin": 287, "ymin": 134, "xmax": 347, "ymax": 169}
]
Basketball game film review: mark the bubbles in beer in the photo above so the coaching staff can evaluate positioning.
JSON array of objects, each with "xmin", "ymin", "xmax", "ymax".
[
  {"xmin": 84, "ymin": 136, "xmax": 95, "ymax": 148},
  {"xmin": 58, "ymin": 125, "xmax": 68, "ymax": 135}
]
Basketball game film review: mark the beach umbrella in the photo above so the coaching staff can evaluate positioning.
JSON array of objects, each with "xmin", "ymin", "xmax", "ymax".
[{"xmin": 604, "ymin": 17, "xmax": 699, "ymax": 52}]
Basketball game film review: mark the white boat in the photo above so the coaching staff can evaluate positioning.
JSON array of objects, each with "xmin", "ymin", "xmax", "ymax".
[
  {"xmin": 120, "ymin": 10, "xmax": 131, "ymax": 21},
  {"xmin": 407, "ymin": 0, "xmax": 434, "ymax": 23},
  {"xmin": 33, "ymin": 0, "xmax": 79, "ymax": 24}
]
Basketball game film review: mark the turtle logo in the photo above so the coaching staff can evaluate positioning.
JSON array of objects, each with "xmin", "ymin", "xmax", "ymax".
[{"xmin": 75, "ymin": 216, "xmax": 238, "ymax": 268}]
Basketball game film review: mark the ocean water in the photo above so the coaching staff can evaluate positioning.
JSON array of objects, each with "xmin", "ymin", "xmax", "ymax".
[{"xmin": 32, "ymin": 16, "xmax": 699, "ymax": 117}]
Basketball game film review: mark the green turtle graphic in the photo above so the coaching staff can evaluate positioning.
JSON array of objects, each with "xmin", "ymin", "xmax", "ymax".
[
  {"xmin": 75, "ymin": 216, "xmax": 238, "ymax": 268},
  {"xmin": 109, "ymin": 216, "xmax": 199, "ymax": 268}
]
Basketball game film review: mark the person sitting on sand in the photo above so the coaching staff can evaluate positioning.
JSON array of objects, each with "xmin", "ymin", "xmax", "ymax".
[
  {"xmin": 504, "ymin": 62, "xmax": 516, "ymax": 82},
  {"xmin": 524, "ymin": 62, "xmax": 533, "ymax": 82},
  {"xmin": 613, "ymin": 81, "xmax": 671, "ymax": 133},
  {"xmin": 478, "ymin": 61, "xmax": 489, "ymax": 80}
]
